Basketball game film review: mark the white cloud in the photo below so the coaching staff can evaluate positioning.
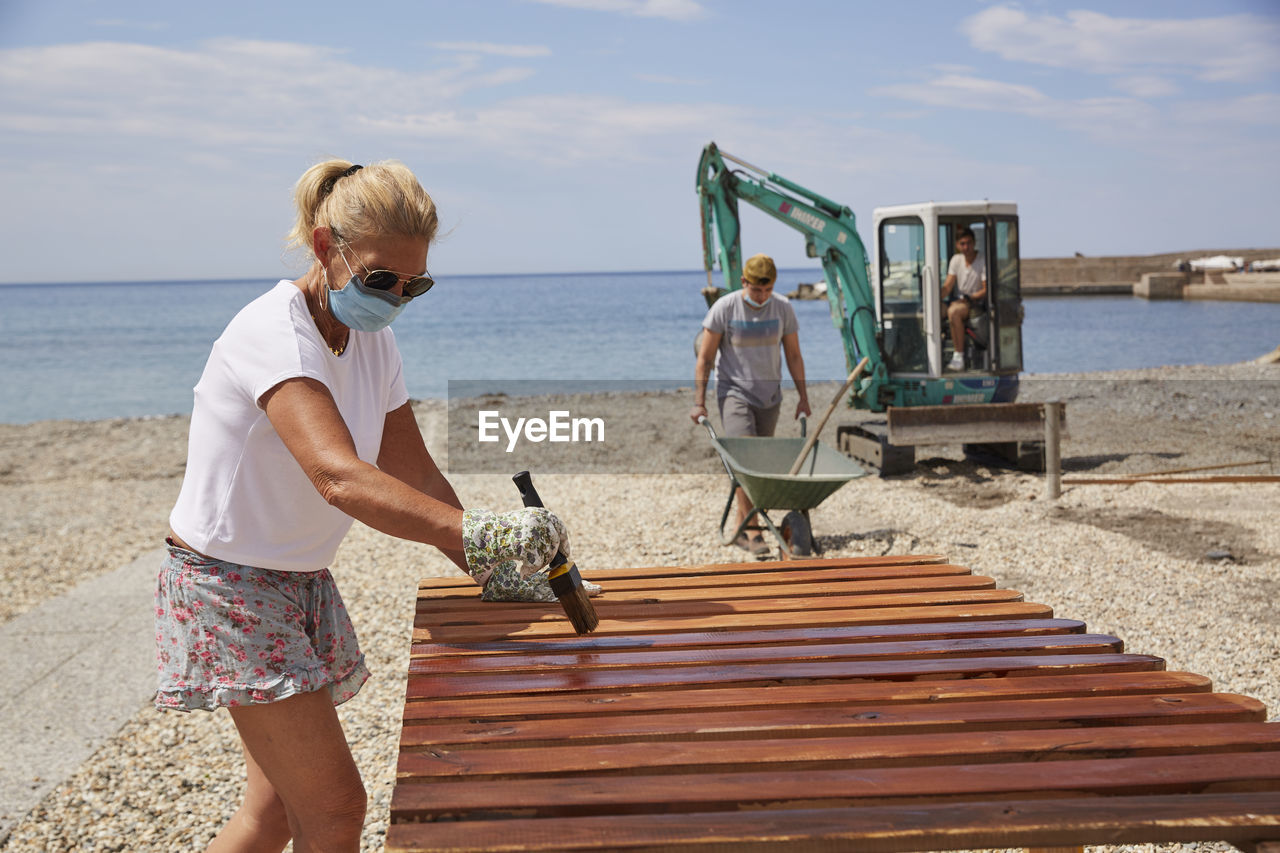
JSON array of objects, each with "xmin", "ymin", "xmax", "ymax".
[
  {"xmin": 431, "ymin": 41, "xmax": 551, "ymax": 58},
  {"xmin": 873, "ymin": 71, "xmax": 1280, "ymax": 174},
  {"xmin": 1112, "ymin": 76, "xmax": 1179, "ymax": 98},
  {"xmin": 0, "ymin": 40, "xmax": 540, "ymax": 151},
  {"xmin": 527, "ymin": 0, "xmax": 707, "ymax": 22},
  {"xmin": 0, "ymin": 38, "xmax": 740, "ymax": 176},
  {"xmin": 963, "ymin": 6, "xmax": 1280, "ymax": 82}
]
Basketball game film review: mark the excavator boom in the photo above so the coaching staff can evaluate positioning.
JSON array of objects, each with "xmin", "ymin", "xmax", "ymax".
[{"xmin": 697, "ymin": 143, "xmax": 887, "ymax": 408}]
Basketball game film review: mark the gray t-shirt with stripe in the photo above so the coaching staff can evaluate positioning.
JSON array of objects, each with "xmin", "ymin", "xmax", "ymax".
[{"xmin": 703, "ymin": 291, "xmax": 798, "ymax": 409}]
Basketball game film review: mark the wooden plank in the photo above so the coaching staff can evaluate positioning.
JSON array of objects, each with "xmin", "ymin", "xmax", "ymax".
[
  {"xmin": 418, "ymin": 562, "xmax": 973, "ymax": 592},
  {"xmin": 417, "ymin": 588, "xmax": 1029, "ymax": 629},
  {"xmin": 413, "ymin": 601, "xmax": 1057, "ymax": 643},
  {"xmin": 415, "ymin": 573, "xmax": 1000, "ymax": 612},
  {"xmin": 1063, "ymin": 475, "xmax": 1280, "ymax": 484},
  {"xmin": 408, "ymin": 633, "xmax": 1125, "ymax": 677},
  {"xmin": 405, "ymin": 653, "xmax": 1165, "ymax": 700},
  {"xmin": 391, "ymin": 750, "xmax": 1280, "ymax": 821},
  {"xmin": 401, "ymin": 671, "xmax": 1213, "ymax": 723},
  {"xmin": 564, "ymin": 563, "xmax": 973, "ymax": 591},
  {"xmin": 398, "ymin": 694, "xmax": 1266, "ymax": 756},
  {"xmin": 411, "ymin": 617, "xmax": 1088, "ymax": 660},
  {"xmin": 414, "ymin": 554, "xmax": 949, "ymax": 589},
  {"xmin": 386, "ymin": 792, "xmax": 1280, "ymax": 853}
]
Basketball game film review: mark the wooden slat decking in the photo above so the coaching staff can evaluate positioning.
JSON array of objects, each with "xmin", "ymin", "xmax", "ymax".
[{"xmin": 389, "ymin": 555, "xmax": 1280, "ymax": 852}]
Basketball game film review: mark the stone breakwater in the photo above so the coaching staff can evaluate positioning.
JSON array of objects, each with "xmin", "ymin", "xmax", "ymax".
[
  {"xmin": 1022, "ymin": 248, "xmax": 1280, "ymax": 300},
  {"xmin": 0, "ymin": 360, "xmax": 1277, "ymax": 850}
]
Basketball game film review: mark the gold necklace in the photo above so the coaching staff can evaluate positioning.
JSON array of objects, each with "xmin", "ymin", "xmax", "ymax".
[{"xmin": 310, "ymin": 313, "xmax": 347, "ymax": 356}]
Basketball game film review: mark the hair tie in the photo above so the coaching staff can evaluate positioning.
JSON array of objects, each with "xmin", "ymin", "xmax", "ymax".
[{"xmin": 320, "ymin": 164, "xmax": 364, "ymax": 200}]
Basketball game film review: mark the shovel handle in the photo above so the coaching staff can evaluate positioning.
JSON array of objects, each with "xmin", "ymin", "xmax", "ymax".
[{"xmin": 786, "ymin": 357, "xmax": 869, "ymax": 476}]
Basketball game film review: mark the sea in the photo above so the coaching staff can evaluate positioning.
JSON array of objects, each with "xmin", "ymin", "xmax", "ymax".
[{"xmin": 2, "ymin": 269, "xmax": 1278, "ymax": 424}]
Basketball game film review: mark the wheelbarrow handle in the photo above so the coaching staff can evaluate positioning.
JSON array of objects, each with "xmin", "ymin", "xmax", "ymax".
[{"xmin": 697, "ymin": 415, "xmax": 718, "ymax": 440}]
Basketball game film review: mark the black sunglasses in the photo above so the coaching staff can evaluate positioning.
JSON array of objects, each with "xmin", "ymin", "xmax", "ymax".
[
  {"xmin": 337, "ymin": 240, "xmax": 435, "ymax": 298},
  {"xmin": 360, "ymin": 268, "xmax": 435, "ymax": 299}
]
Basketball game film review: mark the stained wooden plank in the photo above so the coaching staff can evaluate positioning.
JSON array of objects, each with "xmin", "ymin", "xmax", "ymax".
[
  {"xmin": 406, "ymin": 653, "xmax": 1165, "ymax": 700},
  {"xmin": 386, "ymin": 792, "xmax": 1280, "ymax": 853},
  {"xmin": 422, "ymin": 587, "xmax": 1025, "ymax": 625},
  {"xmin": 418, "ymin": 562, "xmax": 974, "ymax": 593},
  {"xmin": 418, "ymin": 588, "xmax": 1029, "ymax": 630},
  {"xmin": 409, "ymin": 633, "xmax": 1124, "ymax": 677},
  {"xmin": 414, "ymin": 554, "xmax": 949, "ymax": 590},
  {"xmin": 398, "ymin": 694, "xmax": 1266, "ymax": 753},
  {"xmin": 412, "ymin": 617, "xmax": 1088, "ymax": 660},
  {"xmin": 392, "ymin": 750, "xmax": 1280, "ymax": 822},
  {"xmin": 401, "ymin": 670, "xmax": 1212, "ymax": 723},
  {"xmin": 414, "ymin": 601, "xmax": 1057, "ymax": 643},
  {"xmin": 393, "ymin": 556, "xmax": 1279, "ymax": 852},
  {"xmin": 415, "ymin": 574, "xmax": 1000, "ymax": 613}
]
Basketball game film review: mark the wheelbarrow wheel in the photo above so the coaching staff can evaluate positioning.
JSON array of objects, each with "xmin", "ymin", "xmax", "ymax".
[{"xmin": 780, "ymin": 511, "xmax": 812, "ymax": 558}]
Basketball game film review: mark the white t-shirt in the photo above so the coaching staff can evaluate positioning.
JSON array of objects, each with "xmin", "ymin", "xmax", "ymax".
[
  {"xmin": 170, "ymin": 281, "xmax": 409, "ymax": 571},
  {"xmin": 948, "ymin": 252, "xmax": 986, "ymax": 298}
]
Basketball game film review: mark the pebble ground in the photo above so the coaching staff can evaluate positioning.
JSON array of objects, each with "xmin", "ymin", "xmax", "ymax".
[{"xmin": 0, "ymin": 362, "xmax": 1275, "ymax": 851}]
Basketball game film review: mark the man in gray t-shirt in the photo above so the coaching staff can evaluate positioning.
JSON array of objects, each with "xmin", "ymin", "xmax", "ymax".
[{"xmin": 691, "ymin": 253, "xmax": 811, "ymax": 556}]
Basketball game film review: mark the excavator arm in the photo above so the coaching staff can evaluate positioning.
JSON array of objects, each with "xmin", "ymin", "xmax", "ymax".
[{"xmin": 697, "ymin": 142, "xmax": 888, "ymax": 409}]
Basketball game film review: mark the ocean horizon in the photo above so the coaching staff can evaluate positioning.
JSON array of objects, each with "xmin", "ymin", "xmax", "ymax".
[{"xmin": 2, "ymin": 269, "xmax": 1278, "ymax": 424}]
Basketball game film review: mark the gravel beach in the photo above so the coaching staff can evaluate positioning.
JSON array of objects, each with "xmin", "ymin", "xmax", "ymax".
[{"xmin": 1, "ymin": 359, "xmax": 1277, "ymax": 851}]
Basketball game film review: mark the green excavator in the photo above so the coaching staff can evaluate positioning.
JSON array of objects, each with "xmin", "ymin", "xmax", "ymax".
[
  {"xmin": 696, "ymin": 142, "xmax": 1039, "ymax": 473},
  {"xmin": 697, "ymin": 141, "xmax": 1025, "ymax": 412}
]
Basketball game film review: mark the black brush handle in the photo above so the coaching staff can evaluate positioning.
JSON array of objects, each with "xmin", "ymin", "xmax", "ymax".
[
  {"xmin": 512, "ymin": 470, "xmax": 543, "ymax": 510},
  {"xmin": 512, "ymin": 471, "xmax": 571, "ymax": 576}
]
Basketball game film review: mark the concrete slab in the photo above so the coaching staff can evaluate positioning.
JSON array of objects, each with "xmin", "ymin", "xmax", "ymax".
[{"xmin": 0, "ymin": 547, "xmax": 164, "ymax": 843}]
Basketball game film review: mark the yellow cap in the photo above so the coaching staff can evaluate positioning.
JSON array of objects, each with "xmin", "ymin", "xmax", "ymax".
[{"xmin": 743, "ymin": 253, "xmax": 777, "ymax": 286}]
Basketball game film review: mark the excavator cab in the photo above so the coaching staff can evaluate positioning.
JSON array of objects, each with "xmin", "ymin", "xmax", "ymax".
[{"xmin": 873, "ymin": 202, "xmax": 1023, "ymax": 381}]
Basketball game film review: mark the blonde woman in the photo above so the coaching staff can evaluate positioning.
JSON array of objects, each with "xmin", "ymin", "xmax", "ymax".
[{"xmin": 158, "ymin": 160, "xmax": 570, "ymax": 851}]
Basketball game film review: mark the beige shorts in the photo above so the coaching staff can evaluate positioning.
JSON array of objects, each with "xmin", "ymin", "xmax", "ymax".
[{"xmin": 718, "ymin": 394, "xmax": 781, "ymax": 437}]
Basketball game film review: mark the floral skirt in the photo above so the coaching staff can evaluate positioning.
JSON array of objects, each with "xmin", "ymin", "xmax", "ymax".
[{"xmin": 154, "ymin": 540, "xmax": 369, "ymax": 712}]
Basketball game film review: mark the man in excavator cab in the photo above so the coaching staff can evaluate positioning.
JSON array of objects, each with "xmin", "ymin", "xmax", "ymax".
[{"xmin": 941, "ymin": 225, "xmax": 988, "ymax": 371}]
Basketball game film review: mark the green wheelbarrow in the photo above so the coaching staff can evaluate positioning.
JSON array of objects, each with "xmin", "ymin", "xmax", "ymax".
[{"xmin": 698, "ymin": 416, "xmax": 868, "ymax": 559}]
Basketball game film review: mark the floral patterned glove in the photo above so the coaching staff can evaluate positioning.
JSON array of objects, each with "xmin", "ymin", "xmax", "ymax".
[{"xmin": 462, "ymin": 508, "xmax": 570, "ymax": 602}]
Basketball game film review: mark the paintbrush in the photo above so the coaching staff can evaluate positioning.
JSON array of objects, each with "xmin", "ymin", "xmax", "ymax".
[{"xmin": 512, "ymin": 471, "xmax": 600, "ymax": 634}]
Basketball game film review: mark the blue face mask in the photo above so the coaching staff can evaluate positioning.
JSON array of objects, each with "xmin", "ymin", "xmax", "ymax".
[
  {"xmin": 326, "ymin": 246, "xmax": 410, "ymax": 332},
  {"xmin": 327, "ymin": 273, "xmax": 407, "ymax": 332},
  {"xmin": 743, "ymin": 292, "xmax": 770, "ymax": 308}
]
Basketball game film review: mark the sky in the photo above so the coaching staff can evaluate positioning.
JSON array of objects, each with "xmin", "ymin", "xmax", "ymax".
[{"xmin": 1, "ymin": 0, "xmax": 1278, "ymax": 283}]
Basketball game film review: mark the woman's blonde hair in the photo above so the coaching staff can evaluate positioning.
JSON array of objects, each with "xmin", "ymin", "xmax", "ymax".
[{"xmin": 286, "ymin": 159, "xmax": 438, "ymax": 258}]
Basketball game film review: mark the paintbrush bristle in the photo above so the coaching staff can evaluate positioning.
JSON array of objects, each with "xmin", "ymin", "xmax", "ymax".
[{"xmin": 557, "ymin": 583, "xmax": 599, "ymax": 634}]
